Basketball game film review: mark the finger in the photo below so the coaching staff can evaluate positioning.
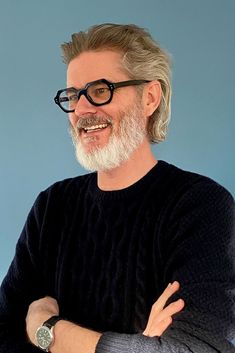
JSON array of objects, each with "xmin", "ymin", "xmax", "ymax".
[
  {"xmin": 151, "ymin": 281, "xmax": 180, "ymax": 315},
  {"xmin": 144, "ymin": 299, "xmax": 184, "ymax": 337},
  {"xmin": 146, "ymin": 281, "xmax": 180, "ymax": 331},
  {"xmin": 144, "ymin": 297, "xmax": 184, "ymax": 334},
  {"xmin": 144, "ymin": 281, "xmax": 181, "ymax": 333},
  {"xmin": 151, "ymin": 298, "xmax": 185, "ymax": 325},
  {"xmin": 143, "ymin": 316, "xmax": 173, "ymax": 337}
]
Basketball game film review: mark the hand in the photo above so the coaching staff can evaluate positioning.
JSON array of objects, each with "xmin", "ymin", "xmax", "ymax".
[
  {"xmin": 26, "ymin": 296, "xmax": 59, "ymax": 345},
  {"xmin": 143, "ymin": 281, "xmax": 185, "ymax": 337}
]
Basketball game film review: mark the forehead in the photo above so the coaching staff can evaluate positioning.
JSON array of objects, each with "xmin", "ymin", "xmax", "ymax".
[{"xmin": 67, "ymin": 50, "xmax": 127, "ymax": 87}]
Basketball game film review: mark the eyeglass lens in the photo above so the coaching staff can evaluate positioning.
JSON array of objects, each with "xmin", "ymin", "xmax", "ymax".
[{"xmin": 59, "ymin": 81, "xmax": 112, "ymax": 111}]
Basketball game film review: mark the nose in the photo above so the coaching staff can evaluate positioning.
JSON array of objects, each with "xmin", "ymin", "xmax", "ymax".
[
  {"xmin": 75, "ymin": 93, "xmax": 98, "ymax": 115},
  {"xmin": 69, "ymin": 94, "xmax": 98, "ymax": 128}
]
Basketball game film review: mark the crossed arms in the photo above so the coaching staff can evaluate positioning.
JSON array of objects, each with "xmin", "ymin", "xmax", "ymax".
[{"xmin": 26, "ymin": 282, "xmax": 184, "ymax": 353}]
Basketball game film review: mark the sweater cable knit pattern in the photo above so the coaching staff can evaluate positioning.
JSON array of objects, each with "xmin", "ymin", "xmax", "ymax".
[{"xmin": 0, "ymin": 160, "xmax": 234, "ymax": 353}]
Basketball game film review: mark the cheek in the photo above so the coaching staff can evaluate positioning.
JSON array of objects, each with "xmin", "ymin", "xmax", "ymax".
[{"xmin": 68, "ymin": 113, "xmax": 77, "ymax": 129}]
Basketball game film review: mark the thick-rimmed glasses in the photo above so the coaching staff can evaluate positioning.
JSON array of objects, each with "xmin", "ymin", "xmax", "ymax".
[{"xmin": 54, "ymin": 79, "xmax": 150, "ymax": 113}]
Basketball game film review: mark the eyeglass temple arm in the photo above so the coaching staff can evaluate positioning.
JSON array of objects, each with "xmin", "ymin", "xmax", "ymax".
[{"xmin": 112, "ymin": 80, "xmax": 150, "ymax": 89}]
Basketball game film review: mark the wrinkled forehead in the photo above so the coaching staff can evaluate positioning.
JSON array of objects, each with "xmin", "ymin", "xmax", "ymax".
[{"xmin": 66, "ymin": 50, "xmax": 128, "ymax": 88}]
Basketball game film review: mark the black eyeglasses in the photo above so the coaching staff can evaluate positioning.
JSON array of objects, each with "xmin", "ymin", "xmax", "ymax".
[{"xmin": 54, "ymin": 79, "xmax": 150, "ymax": 113}]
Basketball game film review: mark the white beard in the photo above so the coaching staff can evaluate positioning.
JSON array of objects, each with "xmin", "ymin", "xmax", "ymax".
[{"xmin": 70, "ymin": 103, "xmax": 146, "ymax": 172}]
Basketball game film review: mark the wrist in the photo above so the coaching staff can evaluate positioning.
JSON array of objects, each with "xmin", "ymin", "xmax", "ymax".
[
  {"xmin": 27, "ymin": 312, "xmax": 53, "ymax": 345},
  {"xmin": 50, "ymin": 321, "xmax": 102, "ymax": 353},
  {"xmin": 34, "ymin": 316, "xmax": 64, "ymax": 352},
  {"xmin": 26, "ymin": 297, "xmax": 59, "ymax": 347}
]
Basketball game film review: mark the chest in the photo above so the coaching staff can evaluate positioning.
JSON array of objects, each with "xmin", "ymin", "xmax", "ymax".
[{"xmin": 43, "ymin": 195, "xmax": 166, "ymax": 332}]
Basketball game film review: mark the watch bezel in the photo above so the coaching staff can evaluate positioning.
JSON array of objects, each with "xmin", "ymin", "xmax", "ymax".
[{"xmin": 35, "ymin": 325, "xmax": 54, "ymax": 352}]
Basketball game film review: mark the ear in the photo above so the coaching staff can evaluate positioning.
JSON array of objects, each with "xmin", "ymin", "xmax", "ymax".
[{"xmin": 142, "ymin": 80, "xmax": 162, "ymax": 118}]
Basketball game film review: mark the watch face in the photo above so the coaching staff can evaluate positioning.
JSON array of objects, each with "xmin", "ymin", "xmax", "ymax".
[{"xmin": 36, "ymin": 326, "xmax": 53, "ymax": 350}]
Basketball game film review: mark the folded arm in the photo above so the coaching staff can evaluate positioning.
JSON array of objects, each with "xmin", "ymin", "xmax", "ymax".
[{"xmin": 25, "ymin": 282, "xmax": 184, "ymax": 353}]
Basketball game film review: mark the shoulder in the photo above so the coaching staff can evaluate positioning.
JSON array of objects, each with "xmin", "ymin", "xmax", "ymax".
[
  {"xmin": 158, "ymin": 162, "xmax": 234, "ymax": 252},
  {"xmin": 44, "ymin": 172, "xmax": 95, "ymax": 194},
  {"xmin": 37, "ymin": 172, "xmax": 94, "ymax": 200},
  {"xmin": 158, "ymin": 160, "xmax": 234, "ymax": 208},
  {"xmin": 156, "ymin": 161, "xmax": 234, "ymax": 243},
  {"xmin": 30, "ymin": 172, "xmax": 96, "ymax": 221}
]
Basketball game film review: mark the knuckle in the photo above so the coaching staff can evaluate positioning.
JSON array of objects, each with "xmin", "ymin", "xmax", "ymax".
[{"xmin": 152, "ymin": 302, "xmax": 159, "ymax": 311}]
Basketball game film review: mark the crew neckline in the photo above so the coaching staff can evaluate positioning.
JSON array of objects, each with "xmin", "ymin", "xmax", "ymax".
[{"xmin": 89, "ymin": 160, "xmax": 169, "ymax": 201}]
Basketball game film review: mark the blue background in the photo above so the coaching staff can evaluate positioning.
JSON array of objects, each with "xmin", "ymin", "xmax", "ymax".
[{"xmin": 0, "ymin": 0, "xmax": 234, "ymax": 286}]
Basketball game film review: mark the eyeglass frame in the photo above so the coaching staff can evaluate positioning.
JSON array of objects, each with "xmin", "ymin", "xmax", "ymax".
[{"xmin": 54, "ymin": 78, "xmax": 150, "ymax": 113}]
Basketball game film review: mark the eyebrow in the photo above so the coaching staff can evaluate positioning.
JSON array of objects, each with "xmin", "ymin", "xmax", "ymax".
[{"xmin": 66, "ymin": 77, "xmax": 118, "ymax": 90}]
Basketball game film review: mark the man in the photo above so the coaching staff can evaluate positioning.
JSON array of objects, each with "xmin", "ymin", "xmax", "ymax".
[{"xmin": 0, "ymin": 23, "xmax": 234, "ymax": 353}]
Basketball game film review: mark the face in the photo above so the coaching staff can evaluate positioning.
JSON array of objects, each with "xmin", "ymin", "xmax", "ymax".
[{"xmin": 67, "ymin": 50, "xmax": 148, "ymax": 171}]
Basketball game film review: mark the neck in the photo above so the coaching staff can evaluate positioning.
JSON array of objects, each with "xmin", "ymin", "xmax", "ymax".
[{"xmin": 97, "ymin": 140, "xmax": 157, "ymax": 191}]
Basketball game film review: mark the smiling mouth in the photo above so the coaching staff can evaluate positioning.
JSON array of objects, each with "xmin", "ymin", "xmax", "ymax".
[{"xmin": 82, "ymin": 123, "xmax": 110, "ymax": 133}]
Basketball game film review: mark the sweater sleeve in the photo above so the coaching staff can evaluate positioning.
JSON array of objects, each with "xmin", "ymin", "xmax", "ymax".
[
  {"xmin": 96, "ymin": 180, "xmax": 235, "ymax": 353},
  {"xmin": 0, "ymin": 192, "xmax": 47, "ymax": 353}
]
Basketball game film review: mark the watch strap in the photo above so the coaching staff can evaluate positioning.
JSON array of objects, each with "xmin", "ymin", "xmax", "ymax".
[{"xmin": 43, "ymin": 315, "xmax": 63, "ymax": 329}]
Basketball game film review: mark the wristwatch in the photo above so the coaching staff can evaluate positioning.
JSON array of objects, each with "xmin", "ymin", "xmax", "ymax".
[{"xmin": 35, "ymin": 315, "xmax": 62, "ymax": 352}]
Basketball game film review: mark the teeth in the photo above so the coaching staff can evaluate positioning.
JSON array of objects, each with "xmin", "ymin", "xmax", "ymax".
[{"xmin": 84, "ymin": 124, "xmax": 108, "ymax": 132}]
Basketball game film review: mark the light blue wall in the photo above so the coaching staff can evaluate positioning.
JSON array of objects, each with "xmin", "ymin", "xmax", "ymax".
[{"xmin": 0, "ymin": 0, "xmax": 234, "ymax": 286}]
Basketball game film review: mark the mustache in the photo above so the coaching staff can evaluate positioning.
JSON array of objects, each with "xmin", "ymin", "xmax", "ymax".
[{"xmin": 76, "ymin": 115, "xmax": 113, "ymax": 130}]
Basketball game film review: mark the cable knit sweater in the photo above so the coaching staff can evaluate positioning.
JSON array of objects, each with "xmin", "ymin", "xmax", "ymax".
[{"xmin": 0, "ymin": 161, "xmax": 234, "ymax": 353}]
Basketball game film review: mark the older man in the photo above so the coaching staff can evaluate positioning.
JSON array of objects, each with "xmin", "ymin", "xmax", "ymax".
[{"xmin": 0, "ymin": 23, "xmax": 234, "ymax": 353}]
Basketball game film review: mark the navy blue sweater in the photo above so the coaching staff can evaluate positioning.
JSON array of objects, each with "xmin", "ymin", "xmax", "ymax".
[{"xmin": 0, "ymin": 161, "xmax": 234, "ymax": 352}]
